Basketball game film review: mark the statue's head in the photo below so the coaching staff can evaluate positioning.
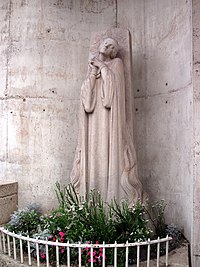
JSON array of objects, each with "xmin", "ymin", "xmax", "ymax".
[{"xmin": 99, "ymin": 38, "xmax": 119, "ymax": 59}]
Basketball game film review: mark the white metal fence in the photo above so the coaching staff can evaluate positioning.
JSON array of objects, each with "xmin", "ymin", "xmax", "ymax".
[{"xmin": 0, "ymin": 227, "xmax": 172, "ymax": 267}]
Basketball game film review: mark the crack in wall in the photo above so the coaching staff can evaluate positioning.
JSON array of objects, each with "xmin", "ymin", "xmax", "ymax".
[
  {"xmin": 5, "ymin": 0, "xmax": 12, "ymax": 95},
  {"xmin": 0, "ymin": 96, "xmax": 49, "ymax": 101},
  {"xmin": 5, "ymin": 0, "xmax": 13, "ymax": 170},
  {"xmin": 115, "ymin": 0, "xmax": 118, "ymax": 28},
  {"xmin": 134, "ymin": 81, "xmax": 192, "ymax": 99},
  {"xmin": 0, "ymin": 95, "xmax": 80, "ymax": 101}
]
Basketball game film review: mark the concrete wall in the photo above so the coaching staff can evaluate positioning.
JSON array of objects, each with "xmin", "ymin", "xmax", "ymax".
[
  {"xmin": 140, "ymin": 0, "xmax": 193, "ymax": 241},
  {"xmin": 0, "ymin": 0, "xmax": 117, "ymax": 212},
  {"xmin": 193, "ymin": 0, "xmax": 200, "ymax": 265},
  {"xmin": 0, "ymin": 0, "xmax": 194, "ymax": 252},
  {"xmin": 118, "ymin": 0, "xmax": 193, "ymax": 242}
]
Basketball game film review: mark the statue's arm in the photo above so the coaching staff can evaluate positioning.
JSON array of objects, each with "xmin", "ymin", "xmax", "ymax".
[
  {"xmin": 101, "ymin": 58, "xmax": 124, "ymax": 108},
  {"xmin": 81, "ymin": 66, "xmax": 97, "ymax": 113}
]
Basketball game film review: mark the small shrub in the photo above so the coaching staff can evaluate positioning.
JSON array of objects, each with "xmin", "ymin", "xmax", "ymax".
[
  {"xmin": 48, "ymin": 183, "xmax": 117, "ymax": 243},
  {"xmin": 166, "ymin": 224, "xmax": 182, "ymax": 250},
  {"xmin": 30, "ymin": 229, "xmax": 51, "ymax": 259},
  {"xmin": 39, "ymin": 183, "xmax": 151, "ymax": 266},
  {"xmin": 7, "ymin": 203, "xmax": 41, "ymax": 236},
  {"xmin": 110, "ymin": 199, "xmax": 151, "ymax": 242},
  {"xmin": 145, "ymin": 199, "xmax": 167, "ymax": 237}
]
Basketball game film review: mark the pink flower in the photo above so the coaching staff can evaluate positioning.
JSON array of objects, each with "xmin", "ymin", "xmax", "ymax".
[
  {"xmin": 85, "ymin": 247, "xmax": 89, "ymax": 251},
  {"xmin": 40, "ymin": 253, "xmax": 46, "ymax": 259},
  {"xmin": 59, "ymin": 231, "xmax": 65, "ymax": 238},
  {"xmin": 88, "ymin": 257, "xmax": 96, "ymax": 263},
  {"xmin": 99, "ymin": 253, "xmax": 103, "ymax": 257},
  {"xmin": 61, "ymin": 249, "xmax": 65, "ymax": 253},
  {"xmin": 95, "ymin": 241, "xmax": 99, "ymax": 244}
]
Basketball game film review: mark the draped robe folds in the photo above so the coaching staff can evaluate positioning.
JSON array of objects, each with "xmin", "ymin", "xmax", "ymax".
[{"xmin": 70, "ymin": 57, "xmax": 143, "ymax": 205}]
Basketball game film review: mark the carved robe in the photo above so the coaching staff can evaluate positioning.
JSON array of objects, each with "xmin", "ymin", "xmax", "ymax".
[{"xmin": 71, "ymin": 57, "xmax": 143, "ymax": 205}]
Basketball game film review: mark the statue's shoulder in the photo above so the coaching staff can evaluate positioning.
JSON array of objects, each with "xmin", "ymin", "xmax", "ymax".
[
  {"xmin": 113, "ymin": 57, "xmax": 123, "ymax": 63},
  {"xmin": 112, "ymin": 57, "xmax": 123, "ymax": 67}
]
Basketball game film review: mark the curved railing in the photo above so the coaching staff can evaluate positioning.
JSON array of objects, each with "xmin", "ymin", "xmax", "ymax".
[{"xmin": 0, "ymin": 226, "xmax": 172, "ymax": 267}]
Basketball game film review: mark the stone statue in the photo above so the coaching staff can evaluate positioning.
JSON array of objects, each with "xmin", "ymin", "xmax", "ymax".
[{"xmin": 70, "ymin": 32, "xmax": 145, "ymax": 205}]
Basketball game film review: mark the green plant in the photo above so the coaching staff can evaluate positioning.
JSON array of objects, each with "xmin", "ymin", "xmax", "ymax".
[
  {"xmin": 110, "ymin": 199, "xmax": 151, "ymax": 242},
  {"xmin": 54, "ymin": 183, "xmax": 151, "ymax": 243},
  {"xmin": 41, "ymin": 183, "xmax": 151, "ymax": 266},
  {"xmin": 30, "ymin": 229, "xmax": 51, "ymax": 258},
  {"xmin": 53, "ymin": 183, "xmax": 116, "ymax": 243},
  {"xmin": 166, "ymin": 224, "xmax": 182, "ymax": 250},
  {"xmin": 145, "ymin": 199, "xmax": 167, "ymax": 237},
  {"xmin": 7, "ymin": 203, "xmax": 41, "ymax": 236}
]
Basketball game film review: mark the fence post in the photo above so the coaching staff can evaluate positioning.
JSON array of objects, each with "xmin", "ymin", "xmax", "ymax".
[
  {"xmin": 45, "ymin": 238, "xmax": 49, "ymax": 267},
  {"xmin": 13, "ymin": 235, "xmax": 17, "ymax": 260},
  {"xmin": 125, "ymin": 241, "xmax": 129, "ymax": 267},
  {"xmin": 67, "ymin": 241, "xmax": 70, "ymax": 267},
  {"xmin": 56, "ymin": 239, "xmax": 59, "ymax": 267},
  {"xmin": 36, "ymin": 238, "xmax": 40, "ymax": 267},
  {"xmin": 7, "ymin": 234, "xmax": 11, "ymax": 257},
  {"xmin": 157, "ymin": 237, "xmax": 160, "ymax": 267},
  {"xmin": 78, "ymin": 241, "xmax": 81, "ymax": 267},
  {"xmin": 166, "ymin": 235, "xmax": 169, "ymax": 266},
  {"xmin": 137, "ymin": 244, "xmax": 140, "ymax": 267},
  {"xmin": 19, "ymin": 236, "xmax": 24, "ymax": 264},
  {"xmin": 147, "ymin": 238, "xmax": 151, "ymax": 267}
]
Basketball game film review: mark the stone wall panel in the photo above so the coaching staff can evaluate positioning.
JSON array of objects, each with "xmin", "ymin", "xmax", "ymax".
[{"xmin": 145, "ymin": 0, "xmax": 191, "ymax": 96}]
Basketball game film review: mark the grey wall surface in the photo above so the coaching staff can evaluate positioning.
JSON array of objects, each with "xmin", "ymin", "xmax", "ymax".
[
  {"xmin": 193, "ymin": 0, "xmax": 200, "ymax": 265},
  {"xmin": 118, "ymin": 0, "xmax": 193, "ymax": 242},
  {"xmin": 0, "ymin": 0, "xmax": 194, "ymax": 253},
  {"xmin": 0, "ymin": 0, "xmax": 117, "ymax": 212},
  {"xmin": 139, "ymin": 0, "xmax": 193, "ymax": 241}
]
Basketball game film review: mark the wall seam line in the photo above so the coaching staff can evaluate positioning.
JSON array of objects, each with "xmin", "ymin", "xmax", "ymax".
[
  {"xmin": 5, "ymin": 0, "xmax": 12, "ymax": 168},
  {"xmin": 115, "ymin": 0, "xmax": 118, "ymax": 28}
]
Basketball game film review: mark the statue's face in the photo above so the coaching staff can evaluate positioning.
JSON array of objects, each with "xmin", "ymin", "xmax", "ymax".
[{"xmin": 99, "ymin": 38, "xmax": 116, "ymax": 58}]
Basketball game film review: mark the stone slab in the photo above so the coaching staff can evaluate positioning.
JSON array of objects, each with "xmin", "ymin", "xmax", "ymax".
[
  {"xmin": 145, "ymin": 0, "xmax": 191, "ymax": 97},
  {"xmin": 0, "ymin": 181, "xmax": 17, "ymax": 198},
  {"xmin": 0, "ymin": 181, "xmax": 18, "ymax": 224},
  {"xmin": 117, "ymin": 0, "xmax": 146, "ymax": 98}
]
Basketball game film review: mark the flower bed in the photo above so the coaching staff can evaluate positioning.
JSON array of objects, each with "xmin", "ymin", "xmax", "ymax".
[{"xmin": 2, "ymin": 183, "xmax": 182, "ymax": 266}]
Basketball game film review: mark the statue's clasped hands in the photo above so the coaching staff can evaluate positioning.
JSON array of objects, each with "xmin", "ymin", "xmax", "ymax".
[{"xmin": 89, "ymin": 57, "xmax": 106, "ymax": 77}]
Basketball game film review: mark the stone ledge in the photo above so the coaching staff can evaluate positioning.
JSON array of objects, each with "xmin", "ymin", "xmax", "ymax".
[
  {"xmin": 0, "ymin": 182, "xmax": 18, "ymax": 198},
  {"xmin": 0, "ymin": 181, "xmax": 18, "ymax": 225}
]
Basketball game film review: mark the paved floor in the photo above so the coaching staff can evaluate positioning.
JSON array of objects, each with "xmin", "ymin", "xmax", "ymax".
[{"xmin": 138, "ymin": 243, "xmax": 189, "ymax": 267}]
